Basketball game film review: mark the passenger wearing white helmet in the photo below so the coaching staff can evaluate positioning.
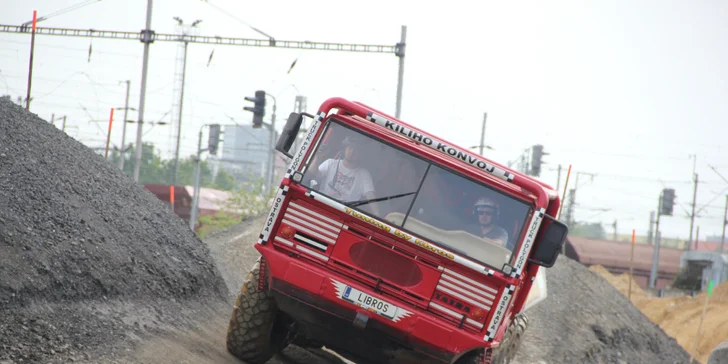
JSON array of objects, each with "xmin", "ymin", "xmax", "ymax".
[{"xmin": 468, "ymin": 196, "xmax": 510, "ymax": 249}]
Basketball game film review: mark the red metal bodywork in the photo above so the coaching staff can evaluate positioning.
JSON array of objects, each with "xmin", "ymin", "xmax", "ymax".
[{"xmin": 254, "ymin": 97, "xmax": 561, "ymax": 363}]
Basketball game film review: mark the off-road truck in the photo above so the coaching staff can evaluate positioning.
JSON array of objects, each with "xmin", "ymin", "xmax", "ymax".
[{"xmin": 226, "ymin": 97, "xmax": 567, "ymax": 364}]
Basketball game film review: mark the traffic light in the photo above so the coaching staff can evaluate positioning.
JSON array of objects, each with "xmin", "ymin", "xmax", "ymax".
[
  {"xmin": 244, "ymin": 90, "xmax": 266, "ymax": 128},
  {"xmin": 530, "ymin": 145, "xmax": 546, "ymax": 177},
  {"xmin": 659, "ymin": 188, "xmax": 675, "ymax": 216},
  {"xmin": 208, "ymin": 124, "xmax": 221, "ymax": 155}
]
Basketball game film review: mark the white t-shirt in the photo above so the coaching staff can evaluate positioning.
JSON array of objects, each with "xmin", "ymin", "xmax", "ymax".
[{"xmin": 318, "ymin": 159, "xmax": 375, "ymax": 202}]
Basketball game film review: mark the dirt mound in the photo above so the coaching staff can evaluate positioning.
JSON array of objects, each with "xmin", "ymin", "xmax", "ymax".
[
  {"xmin": 589, "ymin": 264, "xmax": 648, "ymax": 302},
  {"xmin": 633, "ymin": 281, "xmax": 728, "ymax": 364},
  {"xmin": 0, "ymin": 96, "xmax": 228, "ymax": 362},
  {"xmin": 589, "ymin": 260, "xmax": 728, "ymax": 363},
  {"xmin": 514, "ymin": 257, "xmax": 693, "ymax": 364}
]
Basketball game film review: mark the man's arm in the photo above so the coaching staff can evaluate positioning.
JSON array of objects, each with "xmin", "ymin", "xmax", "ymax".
[
  {"xmin": 310, "ymin": 157, "xmax": 331, "ymax": 183},
  {"xmin": 359, "ymin": 170, "xmax": 380, "ymax": 216},
  {"xmin": 482, "ymin": 227, "xmax": 509, "ymax": 248},
  {"xmin": 363, "ymin": 191, "xmax": 381, "ymax": 216}
]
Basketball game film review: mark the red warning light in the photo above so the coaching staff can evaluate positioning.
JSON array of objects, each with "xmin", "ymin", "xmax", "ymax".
[
  {"xmin": 279, "ymin": 225, "xmax": 295, "ymax": 239},
  {"xmin": 472, "ymin": 308, "xmax": 484, "ymax": 320}
]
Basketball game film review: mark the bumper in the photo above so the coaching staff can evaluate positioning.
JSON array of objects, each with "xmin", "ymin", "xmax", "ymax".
[{"xmin": 261, "ymin": 247, "xmax": 486, "ymax": 364}]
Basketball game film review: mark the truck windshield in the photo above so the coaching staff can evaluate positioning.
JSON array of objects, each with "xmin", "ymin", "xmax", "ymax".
[{"xmin": 300, "ymin": 120, "xmax": 533, "ymax": 271}]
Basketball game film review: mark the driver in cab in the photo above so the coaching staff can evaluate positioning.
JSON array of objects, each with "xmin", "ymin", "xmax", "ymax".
[
  {"xmin": 310, "ymin": 134, "xmax": 380, "ymax": 215},
  {"xmin": 468, "ymin": 196, "xmax": 511, "ymax": 250}
]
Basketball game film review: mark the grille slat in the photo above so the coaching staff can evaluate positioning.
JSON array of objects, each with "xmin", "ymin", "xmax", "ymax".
[{"xmin": 427, "ymin": 268, "xmax": 500, "ymax": 333}]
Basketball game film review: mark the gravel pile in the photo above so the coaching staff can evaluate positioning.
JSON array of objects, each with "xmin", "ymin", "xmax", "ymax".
[
  {"xmin": 514, "ymin": 256, "xmax": 696, "ymax": 364},
  {"xmin": 0, "ymin": 96, "xmax": 229, "ymax": 362}
]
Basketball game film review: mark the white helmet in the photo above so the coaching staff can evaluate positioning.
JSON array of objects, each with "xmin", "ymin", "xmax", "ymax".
[{"xmin": 473, "ymin": 196, "xmax": 499, "ymax": 217}]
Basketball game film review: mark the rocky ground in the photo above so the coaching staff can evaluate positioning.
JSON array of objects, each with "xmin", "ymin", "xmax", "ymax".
[{"xmin": 513, "ymin": 256, "xmax": 696, "ymax": 364}]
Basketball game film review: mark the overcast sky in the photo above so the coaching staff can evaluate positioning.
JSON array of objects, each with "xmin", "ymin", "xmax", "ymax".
[{"xmin": 2, "ymin": 0, "xmax": 728, "ymax": 241}]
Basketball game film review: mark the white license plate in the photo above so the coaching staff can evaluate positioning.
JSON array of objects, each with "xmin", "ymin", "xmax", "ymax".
[{"xmin": 341, "ymin": 286, "xmax": 399, "ymax": 319}]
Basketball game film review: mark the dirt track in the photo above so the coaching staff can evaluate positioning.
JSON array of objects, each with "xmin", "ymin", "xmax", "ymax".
[
  {"xmin": 106, "ymin": 217, "xmax": 354, "ymax": 364},
  {"xmin": 56, "ymin": 218, "xmax": 347, "ymax": 364}
]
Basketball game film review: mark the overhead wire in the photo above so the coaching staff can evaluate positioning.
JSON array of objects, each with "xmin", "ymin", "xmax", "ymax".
[{"xmin": 30, "ymin": 0, "xmax": 104, "ymax": 23}]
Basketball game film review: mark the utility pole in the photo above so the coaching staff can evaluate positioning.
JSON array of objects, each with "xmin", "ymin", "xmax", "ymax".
[
  {"xmin": 695, "ymin": 226, "xmax": 700, "ymax": 250},
  {"xmin": 118, "ymin": 80, "xmax": 131, "ymax": 170},
  {"xmin": 189, "ymin": 128, "xmax": 204, "ymax": 230},
  {"xmin": 264, "ymin": 92, "xmax": 277, "ymax": 193},
  {"xmin": 132, "ymin": 0, "xmax": 154, "ymax": 182},
  {"xmin": 649, "ymin": 230, "xmax": 661, "ymax": 288},
  {"xmin": 569, "ymin": 171, "xmax": 597, "ymax": 224},
  {"xmin": 171, "ymin": 18, "xmax": 200, "ymax": 186},
  {"xmin": 61, "ymin": 115, "xmax": 67, "ymax": 132},
  {"xmin": 650, "ymin": 188, "xmax": 674, "ymax": 288},
  {"xmin": 648, "ymin": 211, "xmax": 655, "ymax": 245},
  {"xmin": 612, "ymin": 220, "xmax": 618, "ymax": 241},
  {"xmin": 50, "ymin": 113, "xmax": 55, "ymax": 126},
  {"xmin": 556, "ymin": 164, "xmax": 562, "ymax": 192},
  {"xmin": 688, "ymin": 173, "xmax": 698, "ymax": 250},
  {"xmin": 478, "ymin": 112, "xmax": 487, "ymax": 155},
  {"xmin": 25, "ymin": 11, "xmax": 37, "ymax": 111},
  {"xmin": 721, "ymin": 195, "xmax": 727, "ymax": 254},
  {"xmin": 395, "ymin": 25, "xmax": 406, "ymax": 119},
  {"xmin": 688, "ymin": 154, "xmax": 698, "ymax": 250},
  {"xmin": 649, "ymin": 194, "xmax": 662, "ymax": 289},
  {"xmin": 172, "ymin": 40, "xmax": 189, "ymax": 185},
  {"xmin": 564, "ymin": 189, "xmax": 575, "ymax": 226},
  {"xmin": 189, "ymin": 123, "xmax": 220, "ymax": 230}
]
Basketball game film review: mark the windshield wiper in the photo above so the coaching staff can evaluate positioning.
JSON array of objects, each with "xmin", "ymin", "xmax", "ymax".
[{"xmin": 347, "ymin": 191, "xmax": 416, "ymax": 207}]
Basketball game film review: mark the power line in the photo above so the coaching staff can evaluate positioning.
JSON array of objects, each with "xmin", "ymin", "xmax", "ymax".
[
  {"xmin": 37, "ymin": 0, "xmax": 103, "ymax": 22},
  {"xmin": 0, "ymin": 21, "xmax": 407, "ymax": 183}
]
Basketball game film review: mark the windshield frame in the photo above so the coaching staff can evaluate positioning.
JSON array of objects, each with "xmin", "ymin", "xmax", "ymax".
[{"xmin": 297, "ymin": 116, "xmax": 537, "ymax": 272}]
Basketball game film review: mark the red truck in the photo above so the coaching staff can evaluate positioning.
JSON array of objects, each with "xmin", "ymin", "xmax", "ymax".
[{"xmin": 226, "ymin": 97, "xmax": 567, "ymax": 364}]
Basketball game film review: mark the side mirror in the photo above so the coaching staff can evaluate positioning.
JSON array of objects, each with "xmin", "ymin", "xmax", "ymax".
[
  {"xmin": 275, "ymin": 112, "xmax": 304, "ymax": 158},
  {"xmin": 528, "ymin": 214, "xmax": 568, "ymax": 268}
]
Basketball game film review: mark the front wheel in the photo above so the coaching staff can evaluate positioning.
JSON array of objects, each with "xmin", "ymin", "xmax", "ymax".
[
  {"xmin": 456, "ymin": 313, "xmax": 529, "ymax": 364},
  {"xmin": 226, "ymin": 258, "xmax": 293, "ymax": 364},
  {"xmin": 491, "ymin": 313, "xmax": 528, "ymax": 364}
]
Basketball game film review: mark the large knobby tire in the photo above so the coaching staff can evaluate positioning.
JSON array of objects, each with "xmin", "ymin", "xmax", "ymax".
[
  {"xmin": 456, "ymin": 313, "xmax": 529, "ymax": 364},
  {"xmin": 491, "ymin": 313, "xmax": 528, "ymax": 364},
  {"xmin": 226, "ymin": 259, "xmax": 292, "ymax": 364}
]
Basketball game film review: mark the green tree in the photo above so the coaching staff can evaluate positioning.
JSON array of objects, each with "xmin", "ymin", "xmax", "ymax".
[
  {"xmin": 569, "ymin": 222, "xmax": 607, "ymax": 240},
  {"xmin": 108, "ymin": 145, "xmax": 237, "ymax": 191},
  {"xmin": 171, "ymin": 155, "xmax": 237, "ymax": 191},
  {"xmin": 107, "ymin": 142, "xmax": 168, "ymax": 184},
  {"xmin": 196, "ymin": 175, "xmax": 274, "ymax": 238}
]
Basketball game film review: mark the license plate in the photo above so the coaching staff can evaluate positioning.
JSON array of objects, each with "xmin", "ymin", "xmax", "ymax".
[{"xmin": 341, "ymin": 286, "xmax": 399, "ymax": 319}]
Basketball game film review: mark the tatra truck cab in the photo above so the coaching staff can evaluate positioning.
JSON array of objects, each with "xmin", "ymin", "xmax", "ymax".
[{"xmin": 226, "ymin": 97, "xmax": 567, "ymax": 364}]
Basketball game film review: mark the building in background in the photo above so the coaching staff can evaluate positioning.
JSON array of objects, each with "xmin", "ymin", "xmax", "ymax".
[{"xmin": 217, "ymin": 124, "xmax": 272, "ymax": 185}]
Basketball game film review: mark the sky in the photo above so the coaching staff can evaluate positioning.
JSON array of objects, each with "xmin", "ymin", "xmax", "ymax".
[{"xmin": 1, "ymin": 0, "xmax": 728, "ymax": 242}]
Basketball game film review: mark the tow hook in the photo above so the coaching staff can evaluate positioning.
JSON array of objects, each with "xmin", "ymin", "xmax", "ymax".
[{"xmin": 353, "ymin": 311, "xmax": 369, "ymax": 329}]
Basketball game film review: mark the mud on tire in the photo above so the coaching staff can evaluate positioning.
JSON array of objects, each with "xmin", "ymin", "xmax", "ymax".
[
  {"xmin": 226, "ymin": 258, "xmax": 293, "ymax": 364},
  {"xmin": 491, "ymin": 313, "xmax": 528, "ymax": 364},
  {"xmin": 457, "ymin": 313, "xmax": 529, "ymax": 364}
]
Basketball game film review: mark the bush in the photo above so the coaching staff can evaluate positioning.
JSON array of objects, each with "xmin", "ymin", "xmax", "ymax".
[{"xmin": 196, "ymin": 176, "xmax": 274, "ymax": 238}]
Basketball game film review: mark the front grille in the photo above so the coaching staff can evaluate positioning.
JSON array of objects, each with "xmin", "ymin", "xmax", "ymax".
[
  {"xmin": 274, "ymin": 201, "xmax": 344, "ymax": 262},
  {"xmin": 428, "ymin": 268, "xmax": 499, "ymax": 332}
]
